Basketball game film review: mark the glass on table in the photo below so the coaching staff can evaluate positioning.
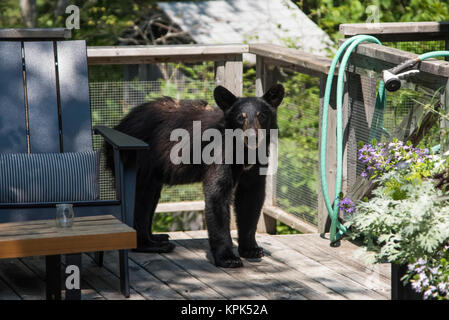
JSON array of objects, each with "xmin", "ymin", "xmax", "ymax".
[{"xmin": 55, "ymin": 204, "xmax": 74, "ymax": 228}]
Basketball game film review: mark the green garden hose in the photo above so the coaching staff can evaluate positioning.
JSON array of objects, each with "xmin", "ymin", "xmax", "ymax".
[
  {"xmin": 320, "ymin": 33, "xmax": 449, "ymax": 244},
  {"xmin": 320, "ymin": 35, "xmax": 382, "ymax": 244},
  {"xmin": 419, "ymin": 51, "xmax": 449, "ymax": 61}
]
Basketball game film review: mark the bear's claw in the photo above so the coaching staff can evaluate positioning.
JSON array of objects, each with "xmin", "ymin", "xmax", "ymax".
[
  {"xmin": 151, "ymin": 233, "xmax": 170, "ymax": 242},
  {"xmin": 133, "ymin": 241, "xmax": 175, "ymax": 253},
  {"xmin": 215, "ymin": 257, "xmax": 243, "ymax": 268},
  {"xmin": 239, "ymin": 246, "xmax": 264, "ymax": 259}
]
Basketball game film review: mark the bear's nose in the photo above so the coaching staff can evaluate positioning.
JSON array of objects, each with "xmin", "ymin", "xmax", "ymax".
[
  {"xmin": 245, "ymin": 129, "xmax": 257, "ymax": 139},
  {"xmin": 243, "ymin": 127, "xmax": 264, "ymax": 150}
]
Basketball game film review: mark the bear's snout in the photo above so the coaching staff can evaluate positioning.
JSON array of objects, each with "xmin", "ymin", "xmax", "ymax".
[{"xmin": 243, "ymin": 127, "xmax": 265, "ymax": 150}]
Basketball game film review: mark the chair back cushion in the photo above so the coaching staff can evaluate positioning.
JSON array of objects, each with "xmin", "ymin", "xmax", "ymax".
[{"xmin": 0, "ymin": 151, "xmax": 99, "ymax": 203}]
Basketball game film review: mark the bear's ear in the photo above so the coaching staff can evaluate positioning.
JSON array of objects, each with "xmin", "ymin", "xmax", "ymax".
[
  {"xmin": 263, "ymin": 84, "xmax": 284, "ymax": 109},
  {"xmin": 214, "ymin": 86, "xmax": 237, "ymax": 111}
]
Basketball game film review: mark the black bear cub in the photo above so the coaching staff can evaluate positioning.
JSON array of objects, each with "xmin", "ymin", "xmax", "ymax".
[{"xmin": 105, "ymin": 84, "xmax": 284, "ymax": 268}]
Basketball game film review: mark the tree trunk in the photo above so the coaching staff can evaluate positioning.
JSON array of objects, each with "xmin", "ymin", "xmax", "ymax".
[
  {"xmin": 54, "ymin": 0, "xmax": 70, "ymax": 18},
  {"xmin": 20, "ymin": 0, "xmax": 36, "ymax": 28}
]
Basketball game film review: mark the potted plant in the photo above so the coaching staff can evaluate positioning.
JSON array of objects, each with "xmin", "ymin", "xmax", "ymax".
[{"xmin": 341, "ymin": 139, "xmax": 449, "ymax": 300}]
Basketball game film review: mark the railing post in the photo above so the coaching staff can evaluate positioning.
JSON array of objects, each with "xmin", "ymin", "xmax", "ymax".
[
  {"xmin": 441, "ymin": 78, "xmax": 449, "ymax": 153},
  {"xmin": 214, "ymin": 55, "xmax": 243, "ymax": 96},
  {"xmin": 317, "ymin": 74, "xmax": 336, "ymax": 234},
  {"xmin": 441, "ymin": 39, "xmax": 449, "ymax": 153},
  {"xmin": 256, "ymin": 55, "xmax": 279, "ymax": 234},
  {"xmin": 214, "ymin": 55, "xmax": 243, "ymax": 231}
]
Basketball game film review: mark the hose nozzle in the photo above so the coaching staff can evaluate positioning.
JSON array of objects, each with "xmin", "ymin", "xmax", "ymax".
[
  {"xmin": 383, "ymin": 70, "xmax": 401, "ymax": 92},
  {"xmin": 382, "ymin": 58, "xmax": 421, "ymax": 92}
]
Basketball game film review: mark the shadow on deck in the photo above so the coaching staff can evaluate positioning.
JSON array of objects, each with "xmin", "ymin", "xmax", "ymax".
[{"xmin": 0, "ymin": 231, "xmax": 390, "ymax": 300}]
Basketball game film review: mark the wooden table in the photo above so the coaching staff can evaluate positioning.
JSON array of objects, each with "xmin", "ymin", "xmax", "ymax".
[{"xmin": 0, "ymin": 215, "xmax": 136, "ymax": 300}]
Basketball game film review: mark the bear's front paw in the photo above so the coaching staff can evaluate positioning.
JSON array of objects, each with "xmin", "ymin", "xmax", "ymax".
[
  {"xmin": 215, "ymin": 256, "xmax": 243, "ymax": 268},
  {"xmin": 238, "ymin": 246, "xmax": 264, "ymax": 259},
  {"xmin": 213, "ymin": 250, "xmax": 243, "ymax": 268}
]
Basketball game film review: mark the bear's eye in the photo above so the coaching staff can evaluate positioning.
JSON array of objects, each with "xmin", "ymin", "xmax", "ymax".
[
  {"xmin": 257, "ymin": 112, "xmax": 267, "ymax": 122},
  {"xmin": 236, "ymin": 113, "xmax": 246, "ymax": 123}
]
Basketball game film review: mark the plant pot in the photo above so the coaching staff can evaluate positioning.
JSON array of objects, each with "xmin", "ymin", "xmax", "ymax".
[{"xmin": 391, "ymin": 263, "xmax": 424, "ymax": 300}]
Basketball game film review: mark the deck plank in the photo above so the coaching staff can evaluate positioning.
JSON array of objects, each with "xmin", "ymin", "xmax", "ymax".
[
  {"xmin": 0, "ymin": 272, "xmax": 21, "ymax": 300},
  {"xmin": 19, "ymin": 256, "xmax": 104, "ymax": 300},
  {"xmin": 239, "ymin": 236, "xmax": 347, "ymax": 300},
  {"xmin": 165, "ymin": 232, "xmax": 268, "ymax": 300},
  {"xmin": 81, "ymin": 253, "xmax": 145, "ymax": 300},
  {"xmin": 182, "ymin": 230, "xmax": 316, "ymax": 300},
  {"xmin": 129, "ymin": 250, "xmax": 225, "ymax": 300},
  {"xmin": 98, "ymin": 251, "xmax": 184, "ymax": 300},
  {"xmin": 256, "ymin": 235, "xmax": 387, "ymax": 300},
  {"xmin": 301, "ymin": 234, "xmax": 390, "ymax": 279},
  {"xmin": 232, "ymin": 232, "xmax": 348, "ymax": 300},
  {"xmin": 0, "ymin": 258, "xmax": 45, "ymax": 300},
  {"xmin": 226, "ymin": 231, "xmax": 347, "ymax": 300},
  {"xmin": 275, "ymin": 235, "xmax": 390, "ymax": 298}
]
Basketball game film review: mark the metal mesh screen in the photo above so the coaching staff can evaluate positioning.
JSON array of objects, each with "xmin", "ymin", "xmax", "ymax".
[
  {"xmin": 385, "ymin": 40, "xmax": 446, "ymax": 55},
  {"xmin": 274, "ymin": 72, "xmax": 320, "ymax": 226},
  {"xmin": 88, "ymin": 64, "xmax": 322, "ymax": 227},
  {"xmin": 89, "ymin": 74, "xmax": 215, "ymax": 202}
]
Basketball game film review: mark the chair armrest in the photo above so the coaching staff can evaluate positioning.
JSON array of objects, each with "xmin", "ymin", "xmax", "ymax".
[{"xmin": 94, "ymin": 126, "xmax": 148, "ymax": 150}]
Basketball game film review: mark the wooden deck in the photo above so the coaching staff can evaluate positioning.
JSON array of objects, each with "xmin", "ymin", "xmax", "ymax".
[{"xmin": 0, "ymin": 231, "xmax": 391, "ymax": 300}]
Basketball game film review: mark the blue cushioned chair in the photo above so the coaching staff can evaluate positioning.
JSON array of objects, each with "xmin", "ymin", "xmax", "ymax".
[{"xmin": 0, "ymin": 29, "xmax": 148, "ymax": 298}]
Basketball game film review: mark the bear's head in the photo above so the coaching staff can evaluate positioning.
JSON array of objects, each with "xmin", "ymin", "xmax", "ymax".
[{"xmin": 213, "ymin": 84, "xmax": 284, "ymax": 150}]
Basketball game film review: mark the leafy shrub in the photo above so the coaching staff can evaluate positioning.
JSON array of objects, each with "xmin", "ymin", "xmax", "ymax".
[{"xmin": 345, "ymin": 141, "xmax": 449, "ymax": 299}]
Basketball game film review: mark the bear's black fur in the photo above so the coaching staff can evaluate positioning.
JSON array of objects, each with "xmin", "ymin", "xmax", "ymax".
[{"xmin": 104, "ymin": 84, "xmax": 284, "ymax": 268}]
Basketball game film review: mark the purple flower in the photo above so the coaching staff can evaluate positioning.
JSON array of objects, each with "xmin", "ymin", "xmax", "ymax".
[
  {"xmin": 338, "ymin": 197, "xmax": 357, "ymax": 215},
  {"xmin": 412, "ymin": 281, "xmax": 422, "ymax": 292},
  {"xmin": 358, "ymin": 140, "xmax": 432, "ymax": 179},
  {"xmin": 438, "ymin": 283, "xmax": 447, "ymax": 293}
]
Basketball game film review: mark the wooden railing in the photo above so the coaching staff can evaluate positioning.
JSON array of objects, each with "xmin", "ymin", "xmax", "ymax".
[
  {"xmin": 340, "ymin": 21, "xmax": 449, "ymax": 43},
  {"xmin": 86, "ymin": 35, "xmax": 449, "ymax": 234}
]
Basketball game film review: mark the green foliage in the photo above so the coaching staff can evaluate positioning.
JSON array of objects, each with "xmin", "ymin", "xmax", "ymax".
[
  {"xmin": 0, "ymin": 0, "xmax": 22, "ymax": 27},
  {"xmin": 295, "ymin": 0, "xmax": 449, "ymax": 44},
  {"xmin": 347, "ymin": 179, "xmax": 448, "ymax": 259},
  {"xmin": 0, "ymin": 0, "xmax": 159, "ymax": 45},
  {"xmin": 346, "ymin": 145, "xmax": 449, "ymax": 299},
  {"xmin": 276, "ymin": 221, "xmax": 301, "ymax": 235},
  {"xmin": 153, "ymin": 211, "xmax": 203, "ymax": 232}
]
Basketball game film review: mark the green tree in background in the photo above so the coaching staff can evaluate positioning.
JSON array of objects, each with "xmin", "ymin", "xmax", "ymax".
[
  {"xmin": 2, "ymin": 1, "xmax": 449, "ymax": 46},
  {"xmin": 296, "ymin": 0, "xmax": 449, "ymax": 42},
  {"xmin": 0, "ymin": 0, "xmax": 158, "ymax": 45}
]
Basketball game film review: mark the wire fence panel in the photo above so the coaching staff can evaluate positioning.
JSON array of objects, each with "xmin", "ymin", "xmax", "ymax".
[
  {"xmin": 88, "ymin": 65, "xmax": 322, "ymax": 227},
  {"xmin": 89, "ymin": 79, "xmax": 215, "ymax": 201},
  {"xmin": 273, "ymin": 71, "xmax": 320, "ymax": 226},
  {"xmin": 384, "ymin": 40, "xmax": 446, "ymax": 55}
]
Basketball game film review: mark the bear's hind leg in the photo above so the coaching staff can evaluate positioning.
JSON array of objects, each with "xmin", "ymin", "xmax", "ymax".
[
  {"xmin": 234, "ymin": 170, "xmax": 266, "ymax": 259},
  {"xmin": 133, "ymin": 180, "xmax": 175, "ymax": 253},
  {"xmin": 147, "ymin": 185, "xmax": 173, "ymax": 246}
]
